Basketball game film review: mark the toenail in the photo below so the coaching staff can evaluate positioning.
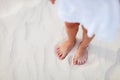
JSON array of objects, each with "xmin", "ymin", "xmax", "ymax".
[
  {"xmin": 76, "ymin": 60, "xmax": 78, "ymax": 64},
  {"xmin": 59, "ymin": 54, "xmax": 62, "ymax": 57}
]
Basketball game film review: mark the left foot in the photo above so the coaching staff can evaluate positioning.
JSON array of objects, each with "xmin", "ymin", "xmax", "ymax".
[{"xmin": 73, "ymin": 46, "xmax": 88, "ymax": 65}]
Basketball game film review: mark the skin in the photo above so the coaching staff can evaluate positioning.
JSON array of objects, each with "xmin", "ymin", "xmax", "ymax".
[
  {"xmin": 50, "ymin": 0, "xmax": 95, "ymax": 65},
  {"xmin": 50, "ymin": 0, "xmax": 56, "ymax": 4}
]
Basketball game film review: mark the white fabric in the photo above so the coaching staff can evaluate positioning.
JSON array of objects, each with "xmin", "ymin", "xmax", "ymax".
[{"xmin": 57, "ymin": 0, "xmax": 120, "ymax": 41}]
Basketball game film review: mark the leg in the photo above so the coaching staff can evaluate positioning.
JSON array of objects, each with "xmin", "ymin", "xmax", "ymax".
[
  {"xmin": 73, "ymin": 26, "xmax": 95, "ymax": 65},
  {"xmin": 81, "ymin": 26, "xmax": 95, "ymax": 48},
  {"xmin": 65, "ymin": 22, "xmax": 79, "ymax": 42},
  {"xmin": 56, "ymin": 22, "xmax": 80, "ymax": 60},
  {"xmin": 81, "ymin": 25, "xmax": 88, "ymax": 43}
]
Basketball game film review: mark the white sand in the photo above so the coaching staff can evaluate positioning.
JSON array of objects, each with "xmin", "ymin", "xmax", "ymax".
[{"xmin": 0, "ymin": 0, "xmax": 120, "ymax": 80}]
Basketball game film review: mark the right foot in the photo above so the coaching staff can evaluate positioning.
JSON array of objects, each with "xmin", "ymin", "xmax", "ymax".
[{"xmin": 56, "ymin": 39, "xmax": 76, "ymax": 60}]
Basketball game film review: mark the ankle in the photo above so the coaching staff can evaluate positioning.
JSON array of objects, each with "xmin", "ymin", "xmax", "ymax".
[
  {"xmin": 68, "ymin": 38, "xmax": 76, "ymax": 43},
  {"xmin": 79, "ymin": 44, "xmax": 88, "ymax": 49}
]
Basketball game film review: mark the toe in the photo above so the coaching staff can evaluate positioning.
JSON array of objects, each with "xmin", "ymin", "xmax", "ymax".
[
  {"xmin": 60, "ymin": 55, "xmax": 64, "ymax": 60},
  {"xmin": 84, "ymin": 58, "xmax": 87, "ymax": 63},
  {"xmin": 74, "ymin": 59, "xmax": 79, "ymax": 65},
  {"xmin": 58, "ymin": 53, "xmax": 62, "ymax": 59},
  {"xmin": 82, "ymin": 60, "xmax": 85, "ymax": 64},
  {"xmin": 57, "ymin": 52, "xmax": 60, "ymax": 56},
  {"xmin": 57, "ymin": 47, "xmax": 60, "ymax": 51},
  {"xmin": 77, "ymin": 58, "xmax": 83, "ymax": 65},
  {"xmin": 57, "ymin": 49, "xmax": 60, "ymax": 54},
  {"xmin": 57, "ymin": 51, "xmax": 62, "ymax": 57},
  {"xmin": 56, "ymin": 47, "xmax": 65, "ymax": 60},
  {"xmin": 81, "ymin": 60, "xmax": 85, "ymax": 65},
  {"xmin": 61, "ymin": 53, "xmax": 65, "ymax": 58},
  {"xmin": 73, "ymin": 57, "xmax": 81, "ymax": 65},
  {"xmin": 73, "ymin": 58, "xmax": 76, "ymax": 65},
  {"xmin": 56, "ymin": 48, "xmax": 60, "ymax": 52},
  {"xmin": 60, "ymin": 52, "xmax": 66, "ymax": 60},
  {"xmin": 75, "ymin": 60, "xmax": 78, "ymax": 65},
  {"xmin": 81, "ymin": 58, "xmax": 87, "ymax": 65},
  {"xmin": 59, "ymin": 54, "xmax": 62, "ymax": 57},
  {"xmin": 81, "ymin": 58, "xmax": 85, "ymax": 64},
  {"xmin": 58, "ymin": 52, "xmax": 63, "ymax": 59},
  {"xmin": 79, "ymin": 60, "xmax": 82, "ymax": 65},
  {"xmin": 56, "ymin": 48, "xmax": 62, "ymax": 55},
  {"xmin": 77, "ymin": 60, "xmax": 80, "ymax": 65}
]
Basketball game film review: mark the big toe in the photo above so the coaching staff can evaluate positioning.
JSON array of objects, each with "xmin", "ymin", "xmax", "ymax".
[
  {"xmin": 73, "ymin": 58, "xmax": 78, "ymax": 65},
  {"xmin": 56, "ymin": 50, "xmax": 64, "ymax": 60},
  {"xmin": 57, "ymin": 50, "xmax": 62, "ymax": 57}
]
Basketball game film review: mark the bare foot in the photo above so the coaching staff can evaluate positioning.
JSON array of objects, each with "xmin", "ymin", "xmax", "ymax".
[
  {"xmin": 73, "ymin": 46, "xmax": 88, "ymax": 65},
  {"xmin": 56, "ymin": 39, "xmax": 76, "ymax": 60}
]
